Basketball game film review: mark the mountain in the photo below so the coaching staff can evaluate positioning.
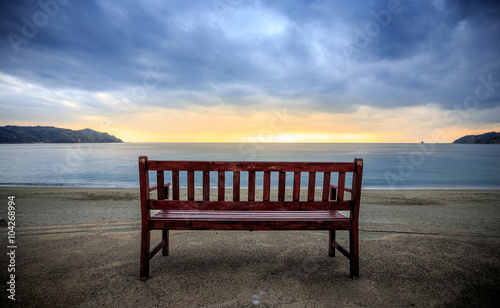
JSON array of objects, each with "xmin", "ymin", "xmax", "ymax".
[
  {"xmin": 0, "ymin": 126, "xmax": 123, "ymax": 143},
  {"xmin": 452, "ymin": 132, "xmax": 500, "ymax": 144}
]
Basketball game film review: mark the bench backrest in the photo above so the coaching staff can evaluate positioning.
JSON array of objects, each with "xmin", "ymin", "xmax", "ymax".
[{"xmin": 139, "ymin": 157, "xmax": 363, "ymax": 214}]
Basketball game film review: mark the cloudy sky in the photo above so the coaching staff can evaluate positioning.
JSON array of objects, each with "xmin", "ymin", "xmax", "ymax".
[{"xmin": 1, "ymin": 0, "xmax": 499, "ymax": 142}]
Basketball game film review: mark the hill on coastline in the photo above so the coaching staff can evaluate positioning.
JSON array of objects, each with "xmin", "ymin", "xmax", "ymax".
[
  {"xmin": 452, "ymin": 132, "xmax": 500, "ymax": 144},
  {"xmin": 0, "ymin": 126, "xmax": 123, "ymax": 143}
]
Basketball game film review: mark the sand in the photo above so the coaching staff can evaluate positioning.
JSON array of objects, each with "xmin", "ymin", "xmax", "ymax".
[{"xmin": 0, "ymin": 187, "xmax": 499, "ymax": 307}]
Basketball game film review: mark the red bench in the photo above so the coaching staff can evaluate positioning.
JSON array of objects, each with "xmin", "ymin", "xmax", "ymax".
[{"xmin": 139, "ymin": 156, "xmax": 363, "ymax": 280}]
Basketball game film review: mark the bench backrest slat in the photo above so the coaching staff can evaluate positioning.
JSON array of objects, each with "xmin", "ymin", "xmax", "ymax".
[
  {"xmin": 233, "ymin": 171, "xmax": 240, "ymax": 201},
  {"xmin": 248, "ymin": 171, "xmax": 256, "ymax": 201},
  {"xmin": 308, "ymin": 172, "xmax": 316, "ymax": 201},
  {"xmin": 293, "ymin": 171, "xmax": 301, "ymax": 201},
  {"xmin": 187, "ymin": 171, "xmax": 195, "ymax": 201},
  {"xmin": 322, "ymin": 172, "xmax": 331, "ymax": 202},
  {"xmin": 218, "ymin": 171, "xmax": 225, "ymax": 201},
  {"xmin": 278, "ymin": 171, "xmax": 286, "ymax": 201},
  {"xmin": 172, "ymin": 170, "xmax": 180, "ymax": 200},
  {"xmin": 263, "ymin": 171, "xmax": 271, "ymax": 201},
  {"xmin": 203, "ymin": 171, "xmax": 210, "ymax": 201},
  {"xmin": 139, "ymin": 157, "xmax": 363, "ymax": 212},
  {"xmin": 157, "ymin": 170, "xmax": 165, "ymax": 200},
  {"xmin": 337, "ymin": 172, "xmax": 346, "ymax": 201}
]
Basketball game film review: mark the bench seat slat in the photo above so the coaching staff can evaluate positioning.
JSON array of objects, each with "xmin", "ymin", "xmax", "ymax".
[
  {"xmin": 152, "ymin": 210, "xmax": 348, "ymax": 221},
  {"xmin": 149, "ymin": 200, "xmax": 352, "ymax": 211},
  {"xmin": 149, "ymin": 220, "xmax": 351, "ymax": 230},
  {"xmin": 150, "ymin": 210, "xmax": 350, "ymax": 230}
]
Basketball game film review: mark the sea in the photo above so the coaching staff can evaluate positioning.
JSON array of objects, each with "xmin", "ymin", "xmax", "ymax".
[{"xmin": 0, "ymin": 143, "xmax": 499, "ymax": 190}]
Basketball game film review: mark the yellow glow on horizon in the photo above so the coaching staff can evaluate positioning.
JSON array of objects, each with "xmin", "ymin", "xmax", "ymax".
[
  {"xmin": 116, "ymin": 131, "xmax": 382, "ymax": 143},
  {"xmin": 236, "ymin": 132, "xmax": 382, "ymax": 143},
  {"xmin": 51, "ymin": 103, "xmax": 500, "ymax": 144},
  {"xmin": 105, "ymin": 105, "xmax": 391, "ymax": 143}
]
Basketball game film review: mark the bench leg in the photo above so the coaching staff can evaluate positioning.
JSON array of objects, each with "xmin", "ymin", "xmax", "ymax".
[
  {"xmin": 162, "ymin": 230, "xmax": 169, "ymax": 256},
  {"xmin": 140, "ymin": 227, "xmax": 150, "ymax": 280},
  {"xmin": 350, "ymin": 228, "xmax": 359, "ymax": 279},
  {"xmin": 328, "ymin": 230, "xmax": 335, "ymax": 257}
]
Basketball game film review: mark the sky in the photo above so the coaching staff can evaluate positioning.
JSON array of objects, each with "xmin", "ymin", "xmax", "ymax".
[{"xmin": 0, "ymin": 0, "xmax": 499, "ymax": 143}]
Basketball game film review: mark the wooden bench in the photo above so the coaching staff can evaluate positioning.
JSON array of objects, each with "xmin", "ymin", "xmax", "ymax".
[{"xmin": 139, "ymin": 156, "xmax": 363, "ymax": 280}]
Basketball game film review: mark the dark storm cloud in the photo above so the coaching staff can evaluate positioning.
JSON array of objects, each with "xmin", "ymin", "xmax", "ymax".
[{"xmin": 0, "ymin": 0, "xmax": 499, "ymax": 115}]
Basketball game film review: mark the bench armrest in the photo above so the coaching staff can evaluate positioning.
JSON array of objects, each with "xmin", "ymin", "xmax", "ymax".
[
  {"xmin": 149, "ymin": 183, "xmax": 171, "ymax": 192},
  {"xmin": 330, "ymin": 184, "xmax": 352, "ymax": 193},
  {"xmin": 330, "ymin": 184, "xmax": 352, "ymax": 201},
  {"xmin": 150, "ymin": 183, "xmax": 171, "ymax": 200}
]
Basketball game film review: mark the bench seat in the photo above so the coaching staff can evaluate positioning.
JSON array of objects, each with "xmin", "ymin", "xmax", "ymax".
[{"xmin": 150, "ymin": 210, "xmax": 350, "ymax": 230}]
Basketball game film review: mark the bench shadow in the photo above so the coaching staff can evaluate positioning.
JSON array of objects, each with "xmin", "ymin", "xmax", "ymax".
[{"xmin": 148, "ymin": 231, "xmax": 351, "ymax": 286}]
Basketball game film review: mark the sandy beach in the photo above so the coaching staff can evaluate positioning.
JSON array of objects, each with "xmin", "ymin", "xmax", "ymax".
[{"xmin": 1, "ymin": 187, "xmax": 499, "ymax": 307}]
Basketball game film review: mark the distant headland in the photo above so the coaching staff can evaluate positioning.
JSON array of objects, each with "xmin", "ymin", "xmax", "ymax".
[
  {"xmin": 0, "ymin": 126, "xmax": 123, "ymax": 143},
  {"xmin": 452, "ymin": 132, "xmax": 500, "ymax": 144}
]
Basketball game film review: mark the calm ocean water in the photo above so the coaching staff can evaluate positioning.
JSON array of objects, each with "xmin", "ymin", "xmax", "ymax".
[{"xmin": 0, "ymin": 143, "xmax": 499, "ymax": 189}]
